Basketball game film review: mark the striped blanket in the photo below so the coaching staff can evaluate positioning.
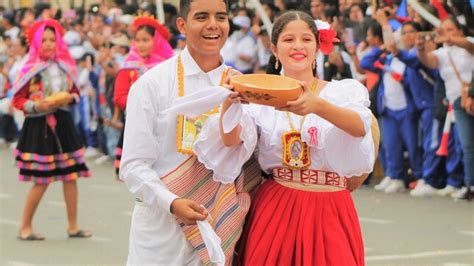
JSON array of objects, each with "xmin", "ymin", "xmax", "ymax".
[{"xmin": 160, "ymin": 155, "xmax": 261, "ymax": 265}]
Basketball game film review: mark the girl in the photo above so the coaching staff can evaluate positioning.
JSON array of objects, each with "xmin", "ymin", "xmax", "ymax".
[
  {"xmin": 194, "ymin": 11, "xmax": 378, "ymax": 265},
  {"xmin": 12, "ymin": 19, "xmax": 91, "ymax": 240},
  {"xmin": 113, "ymin": 16, "xmax": 173, "ymax": 178}
]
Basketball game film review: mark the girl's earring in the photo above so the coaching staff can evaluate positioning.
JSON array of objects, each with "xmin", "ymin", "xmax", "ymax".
[{"xmin": 275, "ymin": 58, "xmax": 279, "ymax": 69}]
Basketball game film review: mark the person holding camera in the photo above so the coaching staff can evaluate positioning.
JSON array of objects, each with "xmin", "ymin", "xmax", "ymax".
[
  {"xmin": 384, "ymin": 21, "xmax": 463, "ymax": 198},
  {"xmin": 417, "ymin": 17, "xmax": 474, "ymax": 199},
  {"xmin": 360, "ymin": 18, "xmax": 422, "ymax": 194}
]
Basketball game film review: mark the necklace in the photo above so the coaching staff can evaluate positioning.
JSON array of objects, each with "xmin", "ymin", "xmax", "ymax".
[
  {"xmin": 175, "ymin": 54, "xmax": 227, "ymax": 155},
  {"xmin": 281, "ymin": 79, "xmax": 318, "ymax": 169}
]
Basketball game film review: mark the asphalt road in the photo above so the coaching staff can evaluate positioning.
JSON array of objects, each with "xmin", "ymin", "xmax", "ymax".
[{"xmin": 1, "ymin": 147, "xmax": 473, "ymax": 266}]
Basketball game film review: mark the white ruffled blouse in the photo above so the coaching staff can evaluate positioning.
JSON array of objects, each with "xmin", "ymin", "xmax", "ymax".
[{"xmin": 194, "ymin": 79, "xmax": 375, "ymax": 184}]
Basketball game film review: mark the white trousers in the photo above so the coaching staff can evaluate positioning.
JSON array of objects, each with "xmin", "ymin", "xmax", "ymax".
[{"xmin": 126, "ymin": 201, "xmax": 202, "ymax": 266}]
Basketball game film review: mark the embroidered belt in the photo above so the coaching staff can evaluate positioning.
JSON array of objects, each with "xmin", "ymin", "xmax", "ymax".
[{"xmin": 272, "ymin": 167, "xmax": 347, "ymax": 189}]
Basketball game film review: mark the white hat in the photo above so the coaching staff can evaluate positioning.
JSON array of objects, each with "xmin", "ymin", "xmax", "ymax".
[
  {"xmin": 118, "ymin": 14, "xmax": 134, "ymax": 25},
  {"xmin": 69, "ymin": 46, "xmax": 86, "ymax": 60},
  {"xmin": 63, "ymin": 31, "xmax": 81, "ymax": 46},
  {"xmin": 232, "ymin": 16, "xmax": 251, "ymax": 29}
]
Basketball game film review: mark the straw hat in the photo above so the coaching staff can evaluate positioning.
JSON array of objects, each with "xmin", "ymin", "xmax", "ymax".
[{"xmin": 111, "ymin": 34, "xmax": 130, "ymax": 47}]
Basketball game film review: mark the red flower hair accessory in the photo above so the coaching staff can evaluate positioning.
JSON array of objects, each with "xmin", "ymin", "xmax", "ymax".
[
  {"xmin": 314, "ymin": 20, "xmax": 340, "ymax": 55},
  {"xmin": 133, "ymin": 15, "xmax": 171, "ymax": 40}
]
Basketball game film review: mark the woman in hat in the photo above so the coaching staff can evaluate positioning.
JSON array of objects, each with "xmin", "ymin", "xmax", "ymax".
[{"xmin": 12, "ymin": 19, "xmax": 91, "ymax": 240}]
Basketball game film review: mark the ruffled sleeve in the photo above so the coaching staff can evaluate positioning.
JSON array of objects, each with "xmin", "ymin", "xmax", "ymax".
[
  {"xmin": 301, "ymin": 79, "xmax": 375, "ymax": 177},
  {"xmin": 193, "ymin": 105, "xmax": 258, "ymax": 184}
]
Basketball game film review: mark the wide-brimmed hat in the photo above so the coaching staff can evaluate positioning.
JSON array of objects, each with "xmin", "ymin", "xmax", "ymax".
[{"xmin": 111, "ymin": 34, "xmax": 130, "ymax": 47}]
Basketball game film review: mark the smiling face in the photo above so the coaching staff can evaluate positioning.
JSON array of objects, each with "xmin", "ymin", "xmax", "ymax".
[
  {"xmin": 272, "ymin": 19, "xmax": 318, "ymax": 75},
  {"xmin": 176, "ymin": 0, "xmax": 229, "ymax": 58},
  {"xmin": 41, "ymin": 27, "xmax": 56, "ymax": 59}
]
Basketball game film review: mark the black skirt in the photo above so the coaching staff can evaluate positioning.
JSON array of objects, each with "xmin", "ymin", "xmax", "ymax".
[{"xmin": 15, "ymin": 109, "xmax": 90, "ymax": 184}]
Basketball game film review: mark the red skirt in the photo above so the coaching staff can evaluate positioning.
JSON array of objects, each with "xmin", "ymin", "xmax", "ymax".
[{"xmin": 239, "ymin": 180, "xmax": 365, "ymax": 266}]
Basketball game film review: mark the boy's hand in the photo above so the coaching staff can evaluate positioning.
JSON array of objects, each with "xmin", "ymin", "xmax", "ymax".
[{"xmin": 170, "ymin": 198, "xmax": 208, "ymax": 225}]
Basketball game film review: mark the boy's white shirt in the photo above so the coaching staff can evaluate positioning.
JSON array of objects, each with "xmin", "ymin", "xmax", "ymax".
[{"xmin": 120, "ymin": 47, "xmax": 226, "ymax": 265}]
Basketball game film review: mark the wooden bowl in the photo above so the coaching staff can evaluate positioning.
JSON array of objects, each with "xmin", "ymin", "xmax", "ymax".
[
  {"xmin": 44, "ymin": 91, "xmax": 72, "ymax": 105},
  {"xmin": 230, "ymin": 74, "xmax": 302, "ymax": 107}
]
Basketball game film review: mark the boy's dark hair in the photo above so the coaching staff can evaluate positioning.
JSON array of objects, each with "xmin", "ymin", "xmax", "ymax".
[{"xmin": 179, "ymin": 0, "xmax": 228, "ymax": 19}]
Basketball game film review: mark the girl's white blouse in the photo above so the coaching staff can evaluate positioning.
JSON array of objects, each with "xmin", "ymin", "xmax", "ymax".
[{"xmin": 194, "ymin": 79, "xmax": 375, "ymax": 184}]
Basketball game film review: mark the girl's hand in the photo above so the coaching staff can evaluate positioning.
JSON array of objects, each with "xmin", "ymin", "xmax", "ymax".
[
  {"xmin": 277, "ymin": 81, "xmax": 319, "ymax": 116},
  {"xmin": 35, "ymin": 101, "xmax": 60, "ymax": 113},
  {"xmin": 461, "ymin": 92, "xmax": 474, "ymax": 115},
  {"xmin": 65, "ymin": 93, "xmax": 75, "ymax": 104}
]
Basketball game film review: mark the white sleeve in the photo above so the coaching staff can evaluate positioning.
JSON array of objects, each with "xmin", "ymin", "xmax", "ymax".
[
  {"xmin": 301, "ymin": 79, "xmax": 375, "ymax": 177},
  {"xmin": 193, "ymin": 105, "xmax": 258, "ymax": 184},
  {"xmin": 119, "ymin": 76, "xmax": 179, "ymax": 214},
  {"xmin": 77, "ymin": 69, "xmax": 90, "ymax": 89},
  {"xmin": 432, "ymin": 47, "xmax": 445, "ymax": 62},
  {"xmin": 238, "ymin": 37, "xmax": 257, "ymax": 58}
]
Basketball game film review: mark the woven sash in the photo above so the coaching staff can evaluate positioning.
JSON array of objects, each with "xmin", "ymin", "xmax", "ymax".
[{"xmin": 160, "ymin": 155, "xmax": 261, "ymax": 265}]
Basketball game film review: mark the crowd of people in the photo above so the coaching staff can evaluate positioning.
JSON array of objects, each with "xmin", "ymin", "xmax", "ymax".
[
  {"xmin": 2, "ymin": 0, "xmax": 471, "ymax": 198},
  {"xmin": 0, "ymin": 0, "xmax": 472, "ymax": 264}
]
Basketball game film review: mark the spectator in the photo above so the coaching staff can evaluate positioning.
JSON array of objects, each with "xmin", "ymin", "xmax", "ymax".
[
  {"xmin": 230, "ymin": 15, "xmax": 257, "ymax": 74},
  {"xmin": 2, "ymin": 12, "xmax": 20, "ymax": 40},
  {"xmin": 417, "ymin": 17, "xmax": 474, "ymax": 199}
]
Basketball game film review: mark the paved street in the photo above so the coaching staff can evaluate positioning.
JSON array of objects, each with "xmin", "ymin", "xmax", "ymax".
[{"xmin": 1, "ymin": 147, "xmax": 473, "ymax": 266}]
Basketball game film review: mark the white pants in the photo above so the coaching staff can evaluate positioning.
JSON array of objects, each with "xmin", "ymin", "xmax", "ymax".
[{"xmin": 126, "ymin": 201, "xmax": 202, "ymax": 266}]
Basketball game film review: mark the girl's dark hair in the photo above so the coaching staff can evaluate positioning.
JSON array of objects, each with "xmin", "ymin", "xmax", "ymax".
[
  {"xmin": 349, "ymin": 3, "xmax": 364, "ymax": 14},
  {"xmin": 266, "ymin": 11, "xmax": 319, "ymax": 76},
  {"xmin": 80, "ymin": 53, "xmax": 95, "ymax": 65},
  {"xmin": 402, "ymin": 21, "xmax": 422, "ymax": 32},
  {"xmin": 442, "ymin": 16, "xmax": 466, "ymax": 35},
  {"xmin": 137, "ymin": 25, "xmax": 155, "ymax": 37},
  {"xmin": 44, "ymin": 26, "xmax": 56, "ymax": 34},
  {"xmin": 367, "ymin": 20, "xmax": 383, "ymax": 41},
  {"xmin": 19, "ymin": 35, "xmax": 29, "ymax": 52}
]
